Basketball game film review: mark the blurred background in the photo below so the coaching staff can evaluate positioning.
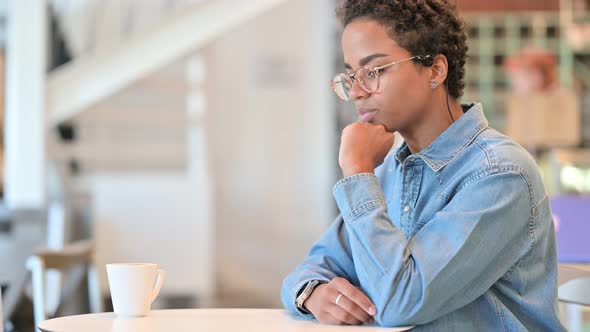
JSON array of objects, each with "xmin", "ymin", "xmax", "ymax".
[{"xmin": 0, "ymin": 0, "xmax": 589, "ymax": 331}]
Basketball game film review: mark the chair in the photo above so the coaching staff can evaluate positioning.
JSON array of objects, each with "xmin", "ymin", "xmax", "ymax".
[
  {"xmin": 559, "ymin": 277, "xmax": 590, "ymax": 332},
  {"xmin": 26, "ymin": 239, "xmax": 103, "ymax": 330},
  {"xmin": 558, "ymin": 264, "xmax": 590, "ymax": 332},
  {"xmin": 560, "ymin": 277, "xmax": 590, "ymax": 306}
]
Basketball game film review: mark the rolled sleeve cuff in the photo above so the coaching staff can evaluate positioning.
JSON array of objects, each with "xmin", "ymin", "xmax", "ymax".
[{"xmin": 332, "ymin": 173, "xmax": 386, "ymax": 223}]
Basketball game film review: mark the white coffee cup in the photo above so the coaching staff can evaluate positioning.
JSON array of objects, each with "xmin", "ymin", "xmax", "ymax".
[{"xmin": 106, "ymin": 263, "xmax": 166, "ymax": 317}]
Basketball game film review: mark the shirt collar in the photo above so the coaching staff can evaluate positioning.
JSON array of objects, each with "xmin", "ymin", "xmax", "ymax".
[{"xmin": 395, "ymin": 103, "xmax": 488, "ymax": 172}]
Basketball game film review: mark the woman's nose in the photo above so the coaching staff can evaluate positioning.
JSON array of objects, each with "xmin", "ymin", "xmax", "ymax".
[{"xmin": 348, "ymin": 78, "xmax": 370, "ymax": 100}]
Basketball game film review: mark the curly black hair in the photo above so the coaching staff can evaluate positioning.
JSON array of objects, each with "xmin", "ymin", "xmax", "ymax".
[{"xmin": 337, "ymin": 0, "xmax": 468, "ymax": 99}]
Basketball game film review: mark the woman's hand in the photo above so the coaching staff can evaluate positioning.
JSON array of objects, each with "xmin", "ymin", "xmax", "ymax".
[
  {"xmin": 339, "ymin": 122, "xmax": 395, "ymax": 177},
  {"xmin": 304, "ymin": 277, "xmax": 377, "ymax": 325}
]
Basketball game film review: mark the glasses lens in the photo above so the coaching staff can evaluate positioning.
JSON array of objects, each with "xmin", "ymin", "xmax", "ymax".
[
  {"xmin": 331, "ymin": 73, "xmax": 352, "ymax": 101},
  {"xmin": 357, "ymin": 68, "xmax": 379, "ymax": 93}
]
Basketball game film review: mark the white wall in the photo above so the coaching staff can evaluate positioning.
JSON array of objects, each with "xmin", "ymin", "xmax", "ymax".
[
  {"xmin": 75, "ymin": 58, "xmax": 214, "ymax": 304},
  {"xmin": 89, "ymin": 173, "xmax": 214, "ymax": 303},
  {"xmin": 204, "ymin": 0, "xmax": 336, "ymax": 305},
  {"xmin": 77, "ymin": 59, "xmax": 215, "ymax": 307},
  {"xmin": 77, "ymin": 0, "xmax": 336, "ymax": 308}
]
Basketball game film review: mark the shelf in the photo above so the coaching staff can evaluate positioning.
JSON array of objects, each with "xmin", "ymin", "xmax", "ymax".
[{"xmin": 458, "ymin": 11, "xmax": 590, "ymax": 132}]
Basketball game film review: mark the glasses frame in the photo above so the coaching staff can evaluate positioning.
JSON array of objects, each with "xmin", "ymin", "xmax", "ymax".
[{"xmin": 330, "ymin": 54, "xmax": 432, "ymax": 101}]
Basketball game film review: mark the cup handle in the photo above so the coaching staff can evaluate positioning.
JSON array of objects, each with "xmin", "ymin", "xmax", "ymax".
[{"xmin": 151, "ymin": 269, "xmax": 166, "ymax": 304}]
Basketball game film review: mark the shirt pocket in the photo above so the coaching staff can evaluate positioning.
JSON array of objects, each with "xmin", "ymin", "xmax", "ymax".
[{"xmin": 410, "ymin": 191, "xmax": 450, "ymax": 235}]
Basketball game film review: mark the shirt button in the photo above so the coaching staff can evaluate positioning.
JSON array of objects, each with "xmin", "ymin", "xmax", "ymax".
[{"xmin": 404, "ymin": 205, "xmax": 411, "ymax": 213}]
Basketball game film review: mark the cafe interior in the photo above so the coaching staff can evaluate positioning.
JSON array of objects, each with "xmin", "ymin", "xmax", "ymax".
[{"xmin": 1, "ymin": 0, "xmax": 590, "ymax": 331}]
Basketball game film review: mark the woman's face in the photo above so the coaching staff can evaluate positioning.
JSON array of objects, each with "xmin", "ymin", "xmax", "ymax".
[{"xmin": 341, "ymin": 19, "xmax": 433, "ymax": 132}]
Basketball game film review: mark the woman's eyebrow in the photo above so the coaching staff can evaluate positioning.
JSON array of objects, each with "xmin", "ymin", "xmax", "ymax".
[{"xmin": 344, "ymin": 53, "xmax": 389, "ymax": 69}]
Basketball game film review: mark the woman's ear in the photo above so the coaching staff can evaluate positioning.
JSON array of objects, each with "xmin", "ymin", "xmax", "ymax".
[{"xmin": 429, "ymin": 54, "xmax": 449, "ymax": 88}]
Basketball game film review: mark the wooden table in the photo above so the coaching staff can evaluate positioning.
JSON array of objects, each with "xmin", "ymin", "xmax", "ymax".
[{"xmin": 38, "ymin": 308, "xmax": 414, "ymax": 332}]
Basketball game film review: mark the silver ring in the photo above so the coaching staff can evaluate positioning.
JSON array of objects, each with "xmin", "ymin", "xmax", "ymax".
[{"xmin": 335, "ymin": 293, "xmax": 343, "ymax": 306}]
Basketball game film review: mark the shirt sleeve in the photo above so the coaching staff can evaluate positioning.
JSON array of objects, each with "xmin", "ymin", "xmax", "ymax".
[
  {"xmin": 280, "ymin": 215, "xmax": 360, "ymax": 318},
  {"xmin": 332, "ymin": 171, "xmax": 533, "ymax": 327}
]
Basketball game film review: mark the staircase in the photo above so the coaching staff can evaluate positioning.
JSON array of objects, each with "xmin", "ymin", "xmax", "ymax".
[{"xmin": 48, "ymin": 0, "xmax": 289, "ymax": 127}]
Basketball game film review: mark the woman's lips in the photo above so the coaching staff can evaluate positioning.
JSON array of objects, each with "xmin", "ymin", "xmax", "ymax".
[{"xmin": 358, "ymin": 110, "xmax": 377, "ymax": 123}]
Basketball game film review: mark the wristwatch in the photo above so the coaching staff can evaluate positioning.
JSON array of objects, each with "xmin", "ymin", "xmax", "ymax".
[{"xmin": 296, "ymin": 280, "xmax": 322, "ymax": 313}]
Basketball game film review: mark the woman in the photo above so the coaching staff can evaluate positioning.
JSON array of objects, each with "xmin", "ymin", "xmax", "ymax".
[{"xmin": 281, "ymin": 1, "xmax": 565, "ymax": 331}]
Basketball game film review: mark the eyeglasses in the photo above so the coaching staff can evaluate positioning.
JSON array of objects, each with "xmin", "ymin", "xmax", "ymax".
[{"xmin": 330, "ymin": 55, "xmax": 431, "ymax": 101}]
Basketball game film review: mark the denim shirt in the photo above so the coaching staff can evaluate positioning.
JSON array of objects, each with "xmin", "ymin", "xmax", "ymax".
[{"xmin": 281, "ymin": 103, "xmax": 566, "ymax": 331}]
